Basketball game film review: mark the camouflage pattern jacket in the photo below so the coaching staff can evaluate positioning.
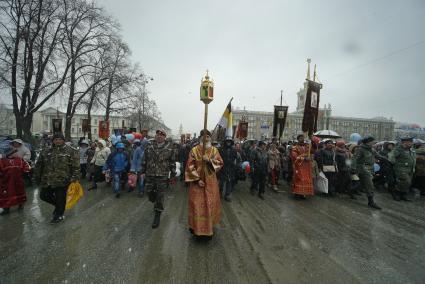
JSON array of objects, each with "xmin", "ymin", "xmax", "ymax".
[
  {"xmin": 415, "ymin": 146, "xmax": 425, "ymax": 177},
  {"xmin": 389, "ymin": 145, "xmax": 416, "ymax": 176},
  {"xmin": 352, "ymin": 144, "xmax": 376, "ymax": 175},
  {"xmin": 141, "ymin": 141, "xmax": 176, "ymax": 178},
  {"xmin": 35, "ymin": 144, "xmax": 80, "ymax": 188}
]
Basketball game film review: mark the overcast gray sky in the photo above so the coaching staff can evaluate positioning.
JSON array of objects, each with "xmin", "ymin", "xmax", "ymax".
[{"xmin": 98, "ymin": 0, "xmax": 425, "ymax": 135}]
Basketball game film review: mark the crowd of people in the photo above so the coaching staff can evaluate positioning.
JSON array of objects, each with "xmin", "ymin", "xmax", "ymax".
[{"xmin": 0, "ymin": 129, "xmax": 424, "ymax": 239}]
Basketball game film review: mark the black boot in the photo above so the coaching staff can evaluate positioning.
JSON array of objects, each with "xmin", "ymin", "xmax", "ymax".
[
  {"xmin": 392, "ymin": 190, "xmax": 401, "ymax": 201},
  {"xmin": 152, "ymin": 211, "xmax": 161, "ymax": 229},
  {"xmin": 88, "ymin": 183, "xmax": 97, "ymax": 191},
  {"xmin": 250, "ymin": 188, "xmax": 256, "ymax": 196},
  {"xmin": 0, "ymin": 208, "xmax": 10, "ymax": 215},
  {"xmin": 258, "ymin": 193, "xmax": 265, "ymax": 200},
  {"xmin": 400, "ymin": 192, "xmax": 412, "ymax": 202},
  {"xmin": 368, "ymin": 196, "xmax": 382, "ymax": 210}
]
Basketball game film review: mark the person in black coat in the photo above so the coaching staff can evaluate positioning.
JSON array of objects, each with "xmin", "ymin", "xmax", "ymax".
[{"xmin": 219, "ymin": 137, "xmax": 239, "ymax": 202}]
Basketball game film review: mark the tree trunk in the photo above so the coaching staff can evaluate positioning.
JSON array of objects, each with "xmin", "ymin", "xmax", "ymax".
[
  {"xmin": 138, "ymin": 110, "xmax": 142, "ymax": 132},
  {"xmin": 65, "ymin": 63, "xmax": 76, "ymax": 141},
  {"xmin": 105, "ymin": 76, "xmax": 113, "ymax": 122},
  {"xmin": 86, "ymin": 83, "xmax": 98, "ymax": 141},
  {"xmin": 22, "ymin": 115, "xmax": 34, "ymax": 144},
  {"xmin": 15, "ymin": 112, "xmax": 24, "ymax": 139}
]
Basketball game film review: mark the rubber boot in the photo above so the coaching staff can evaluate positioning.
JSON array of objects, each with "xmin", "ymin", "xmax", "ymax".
[
  {"xmin": 368, "ymin": 196, "xmax": 382, "ymax": 210},
  {"xmin": 152, "ymin": 211, "xmax": 161, "ymax": 229}
]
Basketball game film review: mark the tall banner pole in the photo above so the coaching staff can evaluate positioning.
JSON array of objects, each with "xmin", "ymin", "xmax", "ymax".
[
  {"xmin": 203, "ymin": 103, "xmax": 208, "ymax": 148},
  {"xmin": 200, "ymin": 70, "xmax": 214, "ymax": 182}
]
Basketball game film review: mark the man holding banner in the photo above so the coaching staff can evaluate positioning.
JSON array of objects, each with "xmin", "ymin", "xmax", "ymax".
[
  {"xmin": 291, "ymin": 134, "xmax": 314, "ymax": 198},
  {"xmin": 292, "ymin": 69, "xmax": 322, "ymax": 199}
]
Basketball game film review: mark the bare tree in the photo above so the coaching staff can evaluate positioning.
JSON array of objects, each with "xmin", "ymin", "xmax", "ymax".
[
  {"xmin": 96, "ymin": 37, "xmax": 143, "ymax": 123},
  {"xmin": 80, "ymin": 46, "xmax": 109, "ymax": 140},
  {"xmin": 129, "ymin": 82, "xmax": 163, "ymax": 133},
  {"xmin": 61, "ymin": 0, "xmax": 115, "ymax": 140},
  {"xmin": 0, "ymin": 0, "xmax": 71, "ymax": 141},
  {"xmin": 0, "ymin": 0, "xmax": 162, "ymax": 142}
]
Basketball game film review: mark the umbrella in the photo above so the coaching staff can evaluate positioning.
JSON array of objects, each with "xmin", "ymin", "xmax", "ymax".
[{"xmin": 313, "ymin": 130, "xmax": 341, "ymax": 139}]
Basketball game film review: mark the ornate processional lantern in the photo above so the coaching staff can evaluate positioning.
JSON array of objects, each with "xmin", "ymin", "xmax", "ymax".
[{"xmin": 200, "ymin": 70, "xmax": 214, "ymax": 104}]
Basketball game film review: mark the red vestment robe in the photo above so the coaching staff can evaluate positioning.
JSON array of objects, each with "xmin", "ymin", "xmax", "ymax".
[
  {"xmin": 185, "ymin": 145, "xmax": 223, "ymax": 236},
  {"xmin": 291, "ymin": 144, "xmax": 314, "ymax": 196},
  {"xmin": 0, "ymin": 157, "xmax": 30, "ymax": 208}
]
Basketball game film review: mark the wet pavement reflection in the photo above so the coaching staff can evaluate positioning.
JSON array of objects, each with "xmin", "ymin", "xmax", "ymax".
[{"xmin": 1, "ymin": 180, "xmax": 424, "ymax": 283}]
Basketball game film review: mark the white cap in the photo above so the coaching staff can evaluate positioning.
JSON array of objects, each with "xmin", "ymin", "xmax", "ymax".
[{"xmin": 11, "ymin": 139, "xmax": 23, "ymax": 144}]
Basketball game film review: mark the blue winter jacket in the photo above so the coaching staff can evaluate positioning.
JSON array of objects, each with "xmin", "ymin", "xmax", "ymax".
[
  {"xmin": 130, "ymin": 139, "xmax": 148, "ymax": 172},
  {"xmin": 103, "ymin": 151, "xmax": 130, "ymax": 173}
]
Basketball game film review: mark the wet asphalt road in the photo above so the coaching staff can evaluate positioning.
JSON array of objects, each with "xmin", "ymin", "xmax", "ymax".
[{"xmin": 0, "ymin": 180, "xmax": 424, "ymax": 284}]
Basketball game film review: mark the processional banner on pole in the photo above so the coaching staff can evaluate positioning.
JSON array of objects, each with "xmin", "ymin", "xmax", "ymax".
[
  {"xmin": 52, "ymin": 119, "xmax": 62, "ymax": 133},
  {"xmin": 99, "ymin": 120, "xmax": 110, "ymax": 139},
  {"xmin": 301, "ymin": 80, "xmax": 322, "ymax": 136},
  {"xmin": 273, "ymin": 106, "xmax": 288, "ymax": 139}
]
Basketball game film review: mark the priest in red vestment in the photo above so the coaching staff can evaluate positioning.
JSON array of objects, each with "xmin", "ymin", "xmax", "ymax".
[
  {"xmin": 291, "ymin": 134, "xmax": 314, "ymax": 198},
  {"xmin": 185, "ymin": 130, "xmax": 223, "ymax": 237}
]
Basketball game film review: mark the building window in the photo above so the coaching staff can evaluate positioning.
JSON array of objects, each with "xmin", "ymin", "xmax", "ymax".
[
  {"xmin": 72, "ymin": 118, "xmax": 75, "ymax": 124},
  {"xmin": 72, "ymin": 127, "xmax": 75, "ymax": 133},
  {"xmin": 94, "ymin": 119, "xmax": 98, "ymax": 124}
]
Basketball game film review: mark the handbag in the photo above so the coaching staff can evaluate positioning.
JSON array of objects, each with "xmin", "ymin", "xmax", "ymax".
[
  {"xmin": 127, "ymin": 173, "xmax": 138, "ymax": 188},
  {"xmin": 323, "ymin": 165, "xmax": 337, "ymax": 172},
  {"xmin": 322, "ymin": 150, "xmax": 338, "ymax": 173},
  {"xmin": 315, "ymin": 172, "xmax": 329, "ymax": 193}
]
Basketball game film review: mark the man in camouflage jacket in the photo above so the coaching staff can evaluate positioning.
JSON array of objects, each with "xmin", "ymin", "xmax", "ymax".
[
  {"xmin": 141, "ymin": 129, "xmax": 176, "ymax": 229},
  {"xmin": 35, "ymin": 133, "xmax": 80, "ymax": 223},
  {"xmin": 389, "ymin": 136, "xmax": 416, "ymax": 201},
  {"xmin": 351, "ymin": 135, "xmax": 382, "ymax": 209}
]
